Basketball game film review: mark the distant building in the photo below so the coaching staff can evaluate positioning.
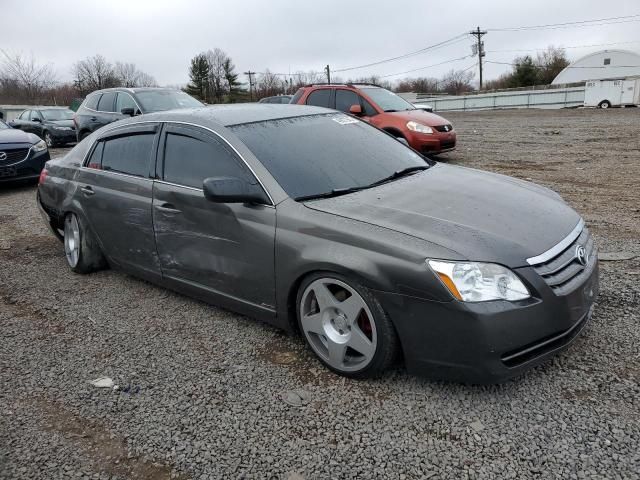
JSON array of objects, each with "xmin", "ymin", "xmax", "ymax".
[{"xmin": 552, "ymin": 49, "xmax": 640, "ymax": 85}]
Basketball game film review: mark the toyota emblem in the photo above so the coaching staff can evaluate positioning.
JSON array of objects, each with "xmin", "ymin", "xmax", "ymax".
[
  {"xmin": 575, "ymin": 245, "xmax": 588, "ymax": 266},
  {"xmin": 0, "ymin": 152, "xmax": 7, "ymax": 161}
]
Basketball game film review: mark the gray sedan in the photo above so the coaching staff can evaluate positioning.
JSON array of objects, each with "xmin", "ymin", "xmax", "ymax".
[{"xmin": 37, "ymin": 105, "xmax": 598, "ymax": 383}]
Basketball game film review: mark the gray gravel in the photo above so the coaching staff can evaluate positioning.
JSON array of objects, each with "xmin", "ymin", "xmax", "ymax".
[{"xmin": 1, "ymin": 109, "xmax": 639, "ymax": 479}]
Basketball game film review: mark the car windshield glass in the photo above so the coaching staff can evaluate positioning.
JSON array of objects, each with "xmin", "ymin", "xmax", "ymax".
[
  {"xmin": 230, "ymin": 113, "xmax": 429, "ymax": 200},
  {"xmin": 135, "ymin": 90, "xmax": 203, "ymax": 112},
  {"xmin": 360, "ymin": 87, "xmax": 415, "ymax": 112},
  {"xmin": 41, "ymin": 109, "xmax": 74, "ymax": 121}
]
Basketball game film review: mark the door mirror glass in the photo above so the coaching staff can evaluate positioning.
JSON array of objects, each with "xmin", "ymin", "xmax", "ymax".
[
  {"xmin": 349, "ymin": 104, "xmax": 363, "ymax": 115},
  {"xmin": 203, "ymin": 176, "xmax": 267, "ymax": 204},
  {"xmin": 32, "ymin": 116, "xmax": 42, "ymax": 122},
  {"xmin": 121, "ymin": 107, "xmax": 135, "ymax": 116}
]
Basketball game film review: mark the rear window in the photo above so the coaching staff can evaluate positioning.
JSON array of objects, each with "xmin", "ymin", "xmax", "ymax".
[
  {"xmin": 230, "ymin": 113, "xmax": 427, "ymax": 200},
  {"xmin": 100, "ymin": 133, "xmax": 155, "ymax": 177}
]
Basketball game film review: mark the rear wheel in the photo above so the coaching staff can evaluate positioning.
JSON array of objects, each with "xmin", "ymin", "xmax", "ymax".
[
  {"xmin": 44, "ymin": 131, "xmax": 55, "ymax": 148},
  {"xmin": 63, "ymin": 213, "xmax": 106, "ymax": 274},
  {"xmin": 598, "ymin": 100, "xmax": 611, "ymax": 109},
  {"xmin": 297, "ymin": 273, "xmax": 398, "ymax": 378}
]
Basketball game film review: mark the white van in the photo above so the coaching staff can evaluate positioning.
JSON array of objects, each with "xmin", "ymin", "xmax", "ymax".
[{"xmin": 584, "ymin": 78, "xmax": 640, "ymax": 108}]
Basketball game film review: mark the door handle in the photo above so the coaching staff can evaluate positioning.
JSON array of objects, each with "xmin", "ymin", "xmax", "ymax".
[
  {"xmin": 156, "ymin": 203, "xmax": 181, "ymax": 213},
  {"xmin": 81, "ymin": 186, "xmax": 95, "ymax": 196}
]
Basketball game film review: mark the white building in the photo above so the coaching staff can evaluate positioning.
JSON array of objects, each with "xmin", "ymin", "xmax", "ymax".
[{"xmin": 552, "ymin": 49, "xmax": 640, "ymax": 85}]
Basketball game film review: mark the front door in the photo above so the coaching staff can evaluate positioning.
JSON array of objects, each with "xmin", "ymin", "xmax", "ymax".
[
  {"xmin": 76, "ymin": 123, "xmax": 161, "ymax": 278},
  {"xmin": 152, "ymin": 123, "xmax": 276, "ymax": 311}
]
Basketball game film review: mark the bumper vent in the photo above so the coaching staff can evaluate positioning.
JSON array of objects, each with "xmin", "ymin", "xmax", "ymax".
[
  {"xmin": 0, "ymin": 148, "xmax": 30, "ymax": 166},
  {"xmin": 530, "ymin": 225, "xmax": 596, "ymax": 296}
]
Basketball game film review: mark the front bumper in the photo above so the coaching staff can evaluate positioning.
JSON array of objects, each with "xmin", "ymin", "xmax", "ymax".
[
  {"xmin": 50, "ymin": 129, "xmax": 77, "ymax": 144},
  {"xmin": 406, "ymin": 130, "xmax": 457, "ymax": 154},
  {"xmin": 0, "ymin": 148, "xmax": 50, "ymax": 183},
  {"xmin": 377, "ymin": 258, "xmax": 599, "ymax": 384}
]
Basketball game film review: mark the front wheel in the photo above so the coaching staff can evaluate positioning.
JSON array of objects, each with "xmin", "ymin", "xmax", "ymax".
[
  {"xmin": 297, "ymin": 273, "xmax": 399, "ymax": 378},
  {"xmin": 598, "ymin": 100, "xmax": 611, "ymax": 109},
  {"xmin": 44, "ymin": 131, "xmax": 55, "ymax": 147},
  {"xmin": 63, "ymin": 213, "xmax": 106, "ymax": 274}
]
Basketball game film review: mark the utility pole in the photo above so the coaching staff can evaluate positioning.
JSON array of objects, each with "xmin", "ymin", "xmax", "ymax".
[
  {"xmin": 244, "ymin": 70, "xmax": 256, "ymax": 101},
  {"xmin": 469, "ymin": 27, "xmax": 487, "ymax": 90},
  {"xmin": 324, "ymin": 65, "xmax": 331, "ymax": 84}
]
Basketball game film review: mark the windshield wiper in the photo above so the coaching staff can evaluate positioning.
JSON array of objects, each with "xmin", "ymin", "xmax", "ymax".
[
  {"xmin": 295, "ymin": 186, "xmax": 367, "ymax": 202},
  {"xmin": 383, "ymin": 109, "xmax": 398, "ymax": 112},
  {"xmin": 367, "ymin": 165, "xmax": 429, "ymax": 188}
]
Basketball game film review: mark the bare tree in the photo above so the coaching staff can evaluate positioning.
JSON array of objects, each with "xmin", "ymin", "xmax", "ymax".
[
  {"xmin": 0, "ymin": 50, "xmax": 56, "ymax": 102},
  {"xmin": 256, "ymin": 69, "xmax": 284, "ymax": 98},
  {"xmin": 204, "ymin": 48, "xmax": 230, "ymax": 102},
  {"xmin": 535, "ymin": 46, "xmax": 569, "ymax": 85},
  {"xmin": 136, "ymin": 71, "xmax": 158, "ymax": 87},
  {"xmin": 72, "ymin": 55, "xmax": 119, "ymax": 94},
  {"xmin": 292, "ymin": 70, "xmax": 324, "ymax": 88},
  {"xmin": 114, "ymin": 61, "xmax": 157, "ymax": 87},
  {"xmin": 440, "ymin": 69, "xmax": 475, "ymax": 95}
]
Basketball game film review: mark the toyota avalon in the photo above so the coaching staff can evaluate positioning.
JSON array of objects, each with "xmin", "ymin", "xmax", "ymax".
[{"xmin": 37, "ymin": 105, "xmax": 598, "ymax": 383}]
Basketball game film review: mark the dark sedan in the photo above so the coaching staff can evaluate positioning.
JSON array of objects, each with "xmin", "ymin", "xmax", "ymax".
[
  {"xmin": 258, "ymin": 95, "xmax": 293, "ymax": 104},
  {"xmin": 10, "ymin": 108, "xmax": 76, "ymax": 147},
  {"xmin": 37, "ymin": 105, "xmax": 598, "ymax": 383},
  {"xmin": 0, "ymin": 119, "xmax": 50, "ymax": 183}
]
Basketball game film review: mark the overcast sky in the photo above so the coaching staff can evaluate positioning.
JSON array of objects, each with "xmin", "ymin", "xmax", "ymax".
[{"xmin": 2, "ymin": 0, "xmax": 639, "ymax": 86}]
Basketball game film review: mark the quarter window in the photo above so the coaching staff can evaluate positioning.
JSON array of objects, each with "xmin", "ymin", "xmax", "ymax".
[
  {"xmin": 306, "ymin": 89, "xmax": 331, "ymax": 108},
  {"xmin": 163, "ymin": 131, "xmax": 249, "ymax": 189},
  {"xmin": 335, "ymin": 90, "xmax": 360, "ymax": 113},
  {"xmin": 100, "ymin": 133, "xmax": 154, "ymax": 177},
  {"xmin": 97, "ymin": 92, "xmax": 117, "ymax": 112}
]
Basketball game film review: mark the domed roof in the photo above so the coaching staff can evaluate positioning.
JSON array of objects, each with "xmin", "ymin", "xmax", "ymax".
[{"xmin": 552, "ymin": 49, "xmax": 640, "ymax": 84}]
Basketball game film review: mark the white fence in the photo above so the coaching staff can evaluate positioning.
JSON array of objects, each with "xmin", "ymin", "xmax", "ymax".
[{"xmin": 400, "ymin": 86, "xmax": 586, "ymax": 112}]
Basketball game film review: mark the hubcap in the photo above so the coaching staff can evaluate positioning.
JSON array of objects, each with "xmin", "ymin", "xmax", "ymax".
[
  {"xmin": 300, "ymin": 278, "xmax": 377, "ymax": 372},
  {"xmin": 45, "ymin": 133, "xmax": 53, "ymax": 147},
  {"xmin": 64, "ymin": 215, "xmax": 80, "ymax": 268}
]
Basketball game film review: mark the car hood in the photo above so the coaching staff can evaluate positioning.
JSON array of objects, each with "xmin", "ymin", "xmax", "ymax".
[
  {"xmin": 46, "ymin": 119, "xmax": 75, "ymax": 128},
  {"xmin": 303, "ymin": 164, "xmax": 581, "ymax": 267},
  {"xmin": 387, "ymin": 109, "xmax": 451, "ymax": 127},
  {"xmin": 0, "ymin": 128, "xmax": 40, "ymax": 145}
]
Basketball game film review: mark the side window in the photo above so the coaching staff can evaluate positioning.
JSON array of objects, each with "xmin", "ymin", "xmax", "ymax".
[
  {"xmin": 86, "ymin": 141, "xmax": 104, "ymax": 169},
  {"xmin": 115, "ymin": 93, "xmax": 138, "ymax": 114},
  {"xmin": 20, "ymin": 110, "xmax": 31, "ymax": 120},
  {"xmin": 163, "ymin": 131, "xmax": 250, "ymax": 189},
  {"xmin": 361, "ymin": 98, "xmax": 378, "ymax": 116},
  {"xmin": 603, "ymin": 58, "xmax": 611, "ymax": 66},
  {"xmin": 30, "ymin": 111, "xmax": 42, "ymax": 121},
  {"xmin": 306, "ymin": 89, "xmax": 331, "ymax": 108},
  {"xmin": 97, "ymin": 92, "xmax": 117, "ymax": 112},
  {"xmin": 85, "ymin": 94, "xmax": 100, "ymax": 110},
  {"xmin": 101, "ymin": 133, "xmax": 154, "ymax": 177},
  {"xmin": 335, "ymin": 89, "xmax": 360, "ymax": 112}
]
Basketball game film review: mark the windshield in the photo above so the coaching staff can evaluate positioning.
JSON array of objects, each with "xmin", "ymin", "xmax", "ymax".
[
  {"xmin": 135, "ymin": 90, "xmax": 203, "ymax": 112},
  {"xmin": 0, "ymin": 120, "xmax": 8, "ymax": 129},
  {"xmin": 230, "ymin": 113, "xmax": 428, "ymax": 200},
  {"xmin": 41, "ymin": 109, "xmax": 74, "ymax": 121},
  {"xmin": 360, "ymin": 87, "xmax": 415, "ymax": 112}
]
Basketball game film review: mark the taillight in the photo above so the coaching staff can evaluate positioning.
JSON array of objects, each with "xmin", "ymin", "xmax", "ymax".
[
  {"xmin": 73, "ymin": 115, "xmax": 78, "ymax": 129},
  {"xmin": 38, "ymin": 167, "xmax": 48, "ymax": 185}
]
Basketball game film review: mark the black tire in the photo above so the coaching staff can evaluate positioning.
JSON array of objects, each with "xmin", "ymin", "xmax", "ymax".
[
  {"xmin": 296, "ymin": 271, "xmax": 399, "ymax": 379},
  {"xmin": 44, "ymin": 131, "xmax": 55, "ymax": 148},
  {"xmin": 63, "ymin": 212, "xmax": 107, "ymax": 274},
  {"xmin": 78, "ymin": 131, "xmax": 91, "ymax": 142},
  {"xmin": 598, "ymin": 100, "xmax": 611, "ymax": 109}
]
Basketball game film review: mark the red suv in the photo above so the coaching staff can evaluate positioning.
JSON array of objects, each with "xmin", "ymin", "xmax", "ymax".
[{"xmin": 291, "ymin": 84, "xmax": 456, "ymax": 154}]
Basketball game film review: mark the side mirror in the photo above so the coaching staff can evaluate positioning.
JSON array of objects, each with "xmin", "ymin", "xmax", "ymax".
[
  {"xmin": 203, "ymin": 176, "xmax": 268, "ymax": 204},
  {"xmin": 32, "ymin": 117, "xmax": 42, "ymax": 122},
  {"xmin": 121, "ymin": 107, "xmax": 135, "ymax": 116},
  {"xmin": 349, "ymin": 104, "xmax": 363, "ymax": 115}
]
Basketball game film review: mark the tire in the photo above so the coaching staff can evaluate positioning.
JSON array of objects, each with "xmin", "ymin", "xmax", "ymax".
[
  {"xmin": 78, "ymin": 131, "xmax": 91, "ymax": 142},
  {"xmin": 63, "ymin": 212, "xmax": 107, "ymax": 274},
  {"xmin": 44, "ymin": 131, "xmax": 55, "ymax": 148},
  {"xmin": 296, "ymin": 272, "xmax": 399, "ymax": 378},
  {"xmin": 598, "ymin": 100, "xmax": 611, "ymax": 109}
]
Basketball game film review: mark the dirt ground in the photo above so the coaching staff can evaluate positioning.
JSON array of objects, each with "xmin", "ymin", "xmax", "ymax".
[{"xmin": 0, "ymin": 108, "xmax": 639, "ymax": 479}]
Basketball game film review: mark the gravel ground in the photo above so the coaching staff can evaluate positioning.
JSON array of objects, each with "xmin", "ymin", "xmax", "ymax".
[{"xmin": 1, "ymin": 108, "xmax": 639, "ymax": 479}]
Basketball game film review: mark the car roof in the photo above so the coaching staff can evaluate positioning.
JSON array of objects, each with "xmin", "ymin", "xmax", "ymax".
[
  {"xmin": 125, "ymin": 104, "xmax": 331, "ymax": 127},
  {"xmin": 89, "ymin": 87, "xmax": 178, "ymax": 94}
]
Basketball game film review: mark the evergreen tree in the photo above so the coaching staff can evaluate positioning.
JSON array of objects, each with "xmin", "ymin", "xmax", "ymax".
[
  {"xmin": 185, "ymin": 54, "xmax": 210, "ymax": 102},
  {"xmin": 222, "ymin": 58, "xmax": 242, "ymax": 102},
  {"xmin": 510, "ymin": 56, "xmax": 538, "ymax": 88}
]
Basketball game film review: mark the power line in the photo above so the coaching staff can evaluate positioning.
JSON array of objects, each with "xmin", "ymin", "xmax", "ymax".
[
  {"xmin": 485, "ymin": 60, "xmax": 640, "ymax": 69},
  {"xmin": 332, "ymin": 33, "xmax": 469, "ymax": 73},
  {"xmin": 488, "ymin": 13, "xmax": 640, "ymax": 32},
  {"xmin": 379, "ymin": 55, "xmax": 473, "ymax": 78},
  {"xmin": 486, "ymin": 40, "xmax": 640, "ymax": 54}
]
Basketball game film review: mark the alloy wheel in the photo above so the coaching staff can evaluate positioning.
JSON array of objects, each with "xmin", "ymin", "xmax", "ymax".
[
  {"xmin": 300, "ymin": 278, "xmax": 377, "ymax": 372},
  {"xmin": 64, "ymin": 214, "xmax": 80, "ymax": 268},
  {"xmin": 45, "ymin": 132, "xmax": 53, "ymax": 147}
]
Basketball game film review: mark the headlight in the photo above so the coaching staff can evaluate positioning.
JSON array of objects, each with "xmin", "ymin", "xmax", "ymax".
[
  {"xmin": 53, "ymin": 126, "xmax": 72, "ymax": 131},
  {"xmin": 406, "ymin": 121, "xmax": 433, "ymax": 134},
  {"xmin": 428, "ymin": 260, "xmax": 530, "ymax": 302},
  {"xmin": 32, "ymin": 140, "xmax": 47, "ymax": 152}
]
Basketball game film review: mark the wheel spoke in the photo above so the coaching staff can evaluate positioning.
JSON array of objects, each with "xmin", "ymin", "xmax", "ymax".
[
  {"xmin": 339, "ymin": 294, "xmax": 363, "ymax": 322},
  {"xmin": 300, "ymin": 312, "xmax": 324, "ymax": 336},
  {"xmin": 327, "ymin": 340, "xmax": 347, "ymax": 367},
  {"xmin": 313, "ymin": 282, "xmax": 337, "ymax": 311},
  {"xmin": 348, "ymin": 325, "xmax": 375, "ymax": 358}
]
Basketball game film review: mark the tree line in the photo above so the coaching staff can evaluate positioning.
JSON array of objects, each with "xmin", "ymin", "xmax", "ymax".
[{"xmin": 0, "ymin": 45, "xmax": 571, "ymax": 106}]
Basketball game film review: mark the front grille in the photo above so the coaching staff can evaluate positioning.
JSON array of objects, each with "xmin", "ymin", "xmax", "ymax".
[
  {"xmin": 530, "ymin": 226, "xmax": 596, "ymax": 296},
  {"xmin": 434, "ymin": 124, "xmax": 453, "ymax": 132},
  {"xmin": 439, "ymin": 140, "xmax": 456, "ymax": 150},
  {"xmin": 0, "ymin": 148, "xmax": 30, "ymax": 166}
]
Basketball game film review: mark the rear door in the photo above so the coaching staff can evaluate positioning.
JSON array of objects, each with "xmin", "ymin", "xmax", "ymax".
[
  {"xmin": 93, "ymin": 92, "xmax": 119, "ymax": 132},
  {"xmin": 152, "ymin": 123, "xmax": 276, "ymax": 311},
  {"xmin": 76, "ymin": 123, "xmax": 161, "ymax": 278}
]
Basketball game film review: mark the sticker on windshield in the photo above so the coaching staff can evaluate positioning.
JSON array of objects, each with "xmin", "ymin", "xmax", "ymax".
[{"xmin": 332, "ymin": 114, "xmax": 359, "ymax": 125}]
